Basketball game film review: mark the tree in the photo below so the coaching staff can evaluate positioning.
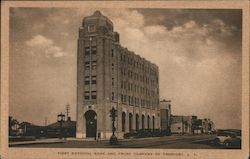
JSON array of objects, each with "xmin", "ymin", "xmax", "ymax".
[{"xmin": 9, "ymin": 116, "xmax": 19, "ymax": 136}]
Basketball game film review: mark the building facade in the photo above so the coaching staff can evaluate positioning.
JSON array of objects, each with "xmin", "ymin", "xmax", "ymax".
[
  {"xmin": 171, "ymin": 115, "xmax": 216, "ymax": 134},
  {"xmin": 201, "ymin": 118, "xmax": 216, "ymax": 133},
  {"xmin": 160, "ymin": 100, "xmax": 171, "ymax": 131},
  {"xmin": 170, "ymin": 115, "xmax": 193, "ymax": 134},
  {"xmin": 76, "ymin": 11, "xmax": 160, "ymax": 139}
]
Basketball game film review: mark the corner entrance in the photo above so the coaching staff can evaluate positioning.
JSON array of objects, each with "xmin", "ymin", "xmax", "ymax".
[{"xmin": 84, "ymin": 110, "xmax": 97, "ymax": 138}]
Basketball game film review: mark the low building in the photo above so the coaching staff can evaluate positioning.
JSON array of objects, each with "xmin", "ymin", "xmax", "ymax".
[
  {"xmin": 171, "ymin": 115, "xmax": 197, "ymax": 134},
  {"xmin": 202, "ymin": 118, "xmax": 216, "ymax": 133},
  {"xmin": 46, "ymin": 120, "xmax": 76, "ymax": 138}
]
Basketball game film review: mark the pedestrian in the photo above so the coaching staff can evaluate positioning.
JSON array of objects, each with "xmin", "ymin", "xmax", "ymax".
[{"xmin": 97, "ymin": 132, "xmax": 101, "ymax": 143}]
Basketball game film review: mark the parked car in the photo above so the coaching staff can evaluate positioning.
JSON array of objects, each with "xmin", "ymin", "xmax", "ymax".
[{"xmin": 214, "ymin": 130, "xmax": 241, "ymax": 148}]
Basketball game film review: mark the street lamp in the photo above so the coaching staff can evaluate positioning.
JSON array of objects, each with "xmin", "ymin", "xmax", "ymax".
[
  {"xmin": 57, "ymin": 112, "xmax": 65, "ymax": 139},
  {"xmin": 109, "ymin": 107, "xmax": 118, "ymax": 145}
]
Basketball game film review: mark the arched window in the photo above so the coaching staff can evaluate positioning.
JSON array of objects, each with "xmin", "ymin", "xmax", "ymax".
[
  {"xmin": 142, "ymin": 114, "xmax": 145, "ymax": 130},
  {"xmin": 122, "ymin": 112, "xmax": 126, "ymax": 132},
  {"xmin": 129, "ymin": 113, "xmax": 133, "ymax": 132},
  {"xmin": 147, "ymin": 115, "xmax": 150, "ymax": 129},
  {"xmin": 136, "ymin": 114, "xmax": 139, "ymax": 131},
  {"xmin": 152, "ymin": 116, "xmax": 155, "ymax": 130}
]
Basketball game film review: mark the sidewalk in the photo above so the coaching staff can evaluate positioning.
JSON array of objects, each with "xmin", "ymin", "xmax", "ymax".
[
  {"xmin": 9, "ymin": 136, "xmax": 163, "ymax": 146},
  {"xmin": 9, "ymin": 138, "xmax": 65, "ymax": 146}
]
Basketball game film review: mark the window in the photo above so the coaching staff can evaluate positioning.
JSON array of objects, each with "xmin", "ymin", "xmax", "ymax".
[
  {"xmin": 124, "ymin": 95, "xmax": 127, "ymax": 103},
  {"xmin": 92, "ymin": 61, "xmax": 97, "ymax": 70},
  {"xmin": 121, "ymin": 68, "xmax": 123, "ymax": 75},
  {"xmin": 91, "ymin": 76, "xmax": 96, "ymax": 84},
  {"xmin": 85, "ymin": 47, "xmax": 90, "ymax": 55},
  {"xmin": 92, "ymin": 46, "xmax": 97, "ymax": 55},
  {"xmin": 112, "ymin": 63, "xmax": 114, "ymax": 72},
  {"xmin": 122, "ymin": 112, "xmax": 126, "ymax": 132},
  {"xmin": 112, "ymin": 78, "xmax": 114, "ymax": 86},
  {"xmin": 85, "ymin": 62, "xmax": 90, "ymax": 70},
  {"xmin": 85, "ymin": 76, "xmax": 90, "ymax": 85},
  {"xmin": 84, "ymin": 91, "xmax": 90, "ymax": 100},
  {"xmin": 131, "ymin": 97, "xmax": 134, "ymax": 106},
  {"xmin": 111, "ymin": 49, "xmax": 114, "ymax": 57},
  {"xmin": 112, "ymin": 92, "xmax": 114, "ymax": 100},
  {"xmin": 87, "ymin": 24, "xmax": 95, "ymax": 32},
  {"xmin": 91, "ymin": 91, "xmax": 97, "ymax": 99}
]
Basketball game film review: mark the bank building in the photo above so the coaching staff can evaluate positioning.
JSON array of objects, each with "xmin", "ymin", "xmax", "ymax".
[{"xmin": 76, "ymin": 11, "xmax": 161, "ymax": 139}]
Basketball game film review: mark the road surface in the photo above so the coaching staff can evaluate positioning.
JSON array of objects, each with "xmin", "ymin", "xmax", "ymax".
[{"xmin": 10, "ymin": 134, "xmax": 231, "ymax": 149}]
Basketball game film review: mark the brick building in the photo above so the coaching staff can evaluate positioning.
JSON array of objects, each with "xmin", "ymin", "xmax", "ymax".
[{"xmin": 76, "ymin": 11, "xmax": 161, "ymax": 139}]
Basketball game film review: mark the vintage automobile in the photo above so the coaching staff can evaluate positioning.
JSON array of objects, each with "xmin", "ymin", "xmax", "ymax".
[{"xmin": 214, "ymin": 130, "xmax": 241, "ymax": 148}]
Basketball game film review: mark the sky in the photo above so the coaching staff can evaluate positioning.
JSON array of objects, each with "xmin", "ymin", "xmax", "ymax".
[{"xmin": 9, "ymin": 8, "xmax": 242, "ymax": 129}]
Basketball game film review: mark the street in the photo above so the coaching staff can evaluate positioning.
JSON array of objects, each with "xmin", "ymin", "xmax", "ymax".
[{"xmin": 10, "ymin": 134, "xmax": 230, "ymax": 149}]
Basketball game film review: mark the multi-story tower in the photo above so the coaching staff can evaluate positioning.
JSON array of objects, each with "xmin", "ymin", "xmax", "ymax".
[{"xmin": 76, "ymin": 11, "xmax": 160, "ymax": 139}]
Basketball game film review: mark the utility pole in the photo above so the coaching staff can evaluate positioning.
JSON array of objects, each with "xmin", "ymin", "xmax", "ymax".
[
  {"xmin": 57, "ymin": 112, "xmax": 65, "ymax": 139},
  {"xmin": 109, "ymin": 107, "xmax": 118, "ymax": 145},
  {"xmin": 65, "ymin": 104, "xmax": 70, "ymax": 121}
]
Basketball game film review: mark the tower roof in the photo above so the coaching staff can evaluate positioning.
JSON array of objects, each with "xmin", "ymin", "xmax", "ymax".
[
  {"xmin": 83, "ymin": 10, "xmax": 113, "ymax": 26},
  {"xmin": 93, "ymin": 10, "xmax": 102, "ymax": 17}
]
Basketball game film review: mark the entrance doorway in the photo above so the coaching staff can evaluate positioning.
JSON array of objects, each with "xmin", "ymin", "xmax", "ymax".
[{"xmin": 84, "ymin": 110, "xmax": 97, "ymax": 138}]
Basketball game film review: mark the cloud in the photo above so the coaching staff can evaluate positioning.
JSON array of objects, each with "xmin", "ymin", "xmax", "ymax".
[
  {"xmin": 26, "ymin": 35, "xmax": 53, "ymax": 47},
  {"xmin": 25, "ymin": 35, "xmax": 66, "ymax": 58},
  {"xmin": 45, "ymin": 46, "xmax": 64, "ymax": 57}
]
